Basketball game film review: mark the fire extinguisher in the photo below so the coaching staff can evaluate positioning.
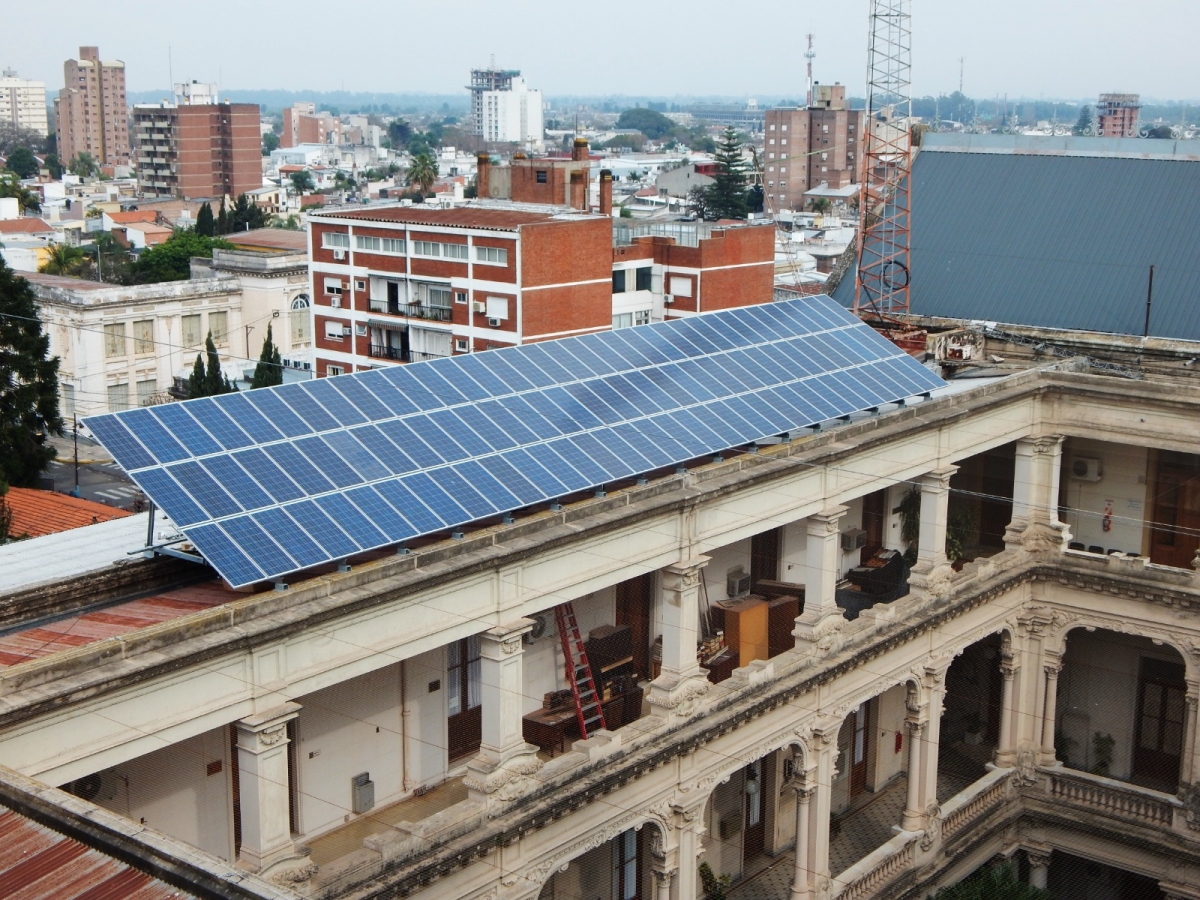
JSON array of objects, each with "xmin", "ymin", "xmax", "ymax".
[{"xmin": 1102, "ymin": 499, "xmax": 1113, "ymax": 533}]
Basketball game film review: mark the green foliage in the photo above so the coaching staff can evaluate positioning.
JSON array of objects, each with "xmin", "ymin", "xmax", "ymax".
[
  {"xmin": 0, "ymin": 173, "xmax": 40, "ymax": 213},
  {"xmin": 218, "ymin": 194, "xmax": 269, "ymax": 234},
  {"xmin": 809, "ymin": 197, "xmax": 832, "ymax": 214},
  {"xmin": 187, "ymin": 332, "xmax": 237, "ymax": 398},
  {"xmin": 1073, "ymin": 105, "xmax": 1093, "ymax": 135},
  {"xmin": 928, "ymin": 863, "xmax": 1048, "ymax": 900},
  {"xmin": 4, "ymin": 147, "xmax": 38, "ymax": 179},
  {"xmin": 691, "ymin": 134, "xmax": 717, "ymax": 153},
  {"xmin": 0, "ymin": 260, "xmax": 62, "ymax": 486},
  {"xmin": 0, "ymin": 123, "xmax": 48, "ymax": 157},
  {"xmin": 196, "ymin": 202, "xmax": 215, "ymax": 237},
  {"xmin": 0, "ymin": 483, "xmax": 15, "ymax": 544},
  {"xmin": 687, "ymin": 185, "xmax": 710, "ymax": 221},
  {"xmin": 387, "ymin": 119, "xmax": 413, "ymax": 149},
  {"xmin": 250, "ymin": 322, "xmax": 283, "ymax": 389},
  {"xmin": 616, "ymin": 108, "xmax": 675, "ymax": 140},
  {"xmin": 619, "ymin": 206, "xmax": 633, "ymax": 219},
  {"xmin": 290, "ymin": 170, "xmax": 315, "ymax": 194},
  {"xmin": 945, "ymin": 497, "xmax": 979, "ymax": 562},
  {"xmin": 698, "ymin": 862, "xmax": 731, "ymax": 900},
  {"xmin": 38, "ymin": 243, "xmax": 86, "ymax": 276},
  {"xmin": 130, "ymin": 230, "xmax": 234, "ymax": 284},
  {"xmin": 701, "ymin": 127, "xmax": 749, "ymax": 220},
  {"xmin": 407, "ymin": 152, "xmax": 438, "ymax": 193},
  {"xmin": 898, "ymin": 487, "xmax": 922, "ymax": 550},
  {"xmin": 262, "ymin": 132, "xmax": 280, "ymax": 156},
  {"xmin": 603, "ymin": 133, "xmax": 646, "ymax": 152},
  {"xmin": 68, "ymin": 152, "xmax": 100, "ymax": 178},
  {"xmin": 1146, "ymin": 125, "xmax": 1174, "ymax": 139},
  {"xmin": 44, "ymin": 154, "xmax": 63, "ymax": 179},
  {"xmin": 271, "ymin": 213, "xmax": 301, "ymax": 230}
]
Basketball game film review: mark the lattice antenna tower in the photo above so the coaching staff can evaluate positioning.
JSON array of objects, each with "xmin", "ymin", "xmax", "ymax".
[
  {"xmin": 854, "ymin": 0, "xmax": 913, "ymax": 320},
  {"xmin": 805, "ymin": 34, "xmax": 816, "ymax": 107}
]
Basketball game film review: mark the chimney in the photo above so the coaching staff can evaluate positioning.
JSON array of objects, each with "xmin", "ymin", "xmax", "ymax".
[
  {"xmin": 572, "ymin": 136, "xmax": 589, "ymax": 162},
  {"xmin": 476, "ymin": 153, "xmax": 491, "ymax": 198},
  {"xmin": 570, "ymin": 171, "xmax": 586, "ymax": 211},
  {"xmin": 599, "ymin": 169, "xmax": 613, "ymax": 217}
]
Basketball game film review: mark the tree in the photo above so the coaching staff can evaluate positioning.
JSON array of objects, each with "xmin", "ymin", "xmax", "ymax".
[
  {"xmin": 809, "ymin": 197, "xmax": 832, "ymax": 214},
  {"xmin": 0, "ymin": 259, "xmax": 62, "ymax": 487},
  {"xmin": 407, "ymin": 151, "xmax": 438, "ymax": 194},
  {"xmin": 687, "ymin": 185, "xmax": 711, "ymax": 221},
  {"xmin": 703, "ymin": 126, "xmax": 750, "ymax": 220},
  {"xmin": 262, "ymin": 132, "xmax": 280, "ymax": 156},
  {"xmin": 187, "ymin": 332, "xmax": 237, "ymax": 398},
  {"xmin": 250, "ymin": 322, "xmax": 283, "ymax": 389},
  {"xmin": 225, "ymin": 193, "xmax": 269, "ymax": 233},
  {"xmin": 615, "ymin": 108, "xmax": 676, "ymax": 140},
  {"xmin": 0, "ymin": 173, "xmax": 40, "ymax": 213},
  {"xmin": 131, "ymin": 231, "xmax": 234, "ymax": 283},
  {"xmin": 196, "ymin": 202, "xmax": 215, "ymax": 237},
  {"xmin": 1073, "ymin": 105, "xmax": 1093, "ymax": 135},
  {"xmin": 68, "ymin": 152, "xmax": 100, "ymax": 178},
  {"xmin": 0, "ymin": 123, "xmax": 47, "ymax": 157},
  {"xmin": 927, "ymin": 863, "xmax": 1048, "ymax": 900},
  {"xmin": 38, "ymin": 243, "xmax": 86, "ymax": 276},
  {"xmin": 43, "ymin": 154, "xmax": 63, "ymax": 179},
  {"xmin": 5, "ymin": 147, "xmax": 38, "ymax": 179},
  {"xmin": 387, "ymin": 119, "xmax": 413, "ymax": 149},
  {"xmin": 289, "ymin": 170, "xmax": 315, "ymax": 194},
  {"xmin": 1146, "ymin": 124, "xmax": 1174, "ymax": 139},
  {"xmin": 216, "ymin": 198, "xmax": 230, "ymax": 236}
]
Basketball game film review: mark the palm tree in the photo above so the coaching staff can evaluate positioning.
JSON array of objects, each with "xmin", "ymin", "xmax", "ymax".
[
  {"xmin": 0, "ymin": 173, "xmax": 40, "ymax": 214},
  {"xmin": 809, "ymin": 197, "xmax": 832, "ymax": 215},
  {"xmin": 38, "ymin": 243, "xmax": 86, "ymax": 276},
  {"xmin": 407, "ymin": 152, "xmax": 439, "ymax": 194}
]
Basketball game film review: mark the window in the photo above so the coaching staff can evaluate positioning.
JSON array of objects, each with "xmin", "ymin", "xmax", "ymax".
[
  {"xmin": 381, "ymin": 237, "xmax": 405, "ymax": 254},
  {"xmin": 133, "ymin": 319, "xmax": 153, "ymax": 354},
  {"xmin": 769, "ymin": 139, "xmax": 775, "ymax": 146},
  {"xmin": 324, "ymin": 320, "xmax": 344, "ymax": 340},
  {"xmin": 769, "ymin": 152, "xmax": 775, "ymax": 160},
  {"xmin": 137, "ymin": 379, "xmax": 157, "ymax": 407},
  {"xmin": 782, "ymin": 123, "xmax": 789, "ymax": 131},
  {"xmin": 323, "ymin": 276, "xmax": 343, "ymax": 295},
  {"xmin": 612, "ymin": 312, "xmax": 633, "ymax": 329},
  {"xmin": 355, "ymin": 235, "xmax": 381, "ymax": 252},
  {"xmin": 413, "ymin": 240, "xmax": 440, "ymax": 257},
  {"xmin": 769, "ymin": 123, "xmax": 776, "ymax": 131},
  {"xmin": 485, "ymin": 296, "xmax": 509, "ymax": 320},
  {"xmin": 443, "ymin": 243, "xmax": 468, "ymax": 260},
  {"xmin": 781, "ymin": 138, "xmax": 787, "ymax": 145},
  {"xmin": 535, "ymin": 170, "xmax": 548, "ymax": 184},
  {"xmin": 635, "ymin": 267, "xmax": 652, "ymax": 292},
  {"xmin": 209, "ymin": 311, "xmax": 228, "ymax": 344},
  {"xmin": 290, "ymin": 294, "xmax": 311, "ymax": 344},
  {"xmin": 612, "ymin": 269, "xmax": 627, "ymax": 293},
  {"xmin": 355, "ymin": 279, "xmax": 366, "ymax": 292},
  {"xmin": 823, "ymin": 124, "xmax": 829, "ymax": 133},
  {"xmin": 107, "ymin": 383, "xmax": 129, "ymax": 412},
  {"xmin": 454, "ymin": 291, "xmax": 468, "ymax": 304},
  {"xmin": 321, "ymin": 231, "xmax": 349, "ymax": 249},
  {"xmin": 455, "ymin": 339, "xmax": 469, "ymax": 352},
  {"xmin": 780, "ymin": 165, "xmax": 787, "ymax": 173},
  {"xmin": 327, "ymin": 365, "xmax": 344, "ymax": 376},
  {"xmin": 669, "ymin": 276, "xmax": 692, "ymax": 297},
  {"xmin": 103, "ymin": 322, "xmax": 126, "ymax": 358},
  {"xmin": 611, "ymin": 830, "xmax": 638, "ymax": 900},
  {"xmin": 475, "ymin": 246, "xmax": 507, "ymax": 265},
  {"xmin": 635, "ymin": 309, "xmax": 651, "ymax": 326},
  {"xmin": 428, "ymin": 286, "xmax": 452, "ymax": 308},
  {"xmin": 61, "ymin": 383, "xmax": 75, "ymax": 418},
  {"xmin": 355, "ymin": 323, "xmax": 367, "ymax": 336}
]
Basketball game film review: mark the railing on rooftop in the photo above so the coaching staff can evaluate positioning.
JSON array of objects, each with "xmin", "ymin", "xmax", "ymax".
[{"xmin": 613, "ymin": 221, "xmax": 721, "ymax": 249}]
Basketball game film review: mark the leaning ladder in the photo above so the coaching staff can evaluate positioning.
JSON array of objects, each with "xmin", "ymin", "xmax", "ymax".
[{"xmin": 554, "ymin": 603, "xmax": 607, "ymax": 740}]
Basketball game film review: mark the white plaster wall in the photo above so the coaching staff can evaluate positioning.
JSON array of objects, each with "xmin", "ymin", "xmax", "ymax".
[
  {"xmin": 88, "ymin": 726, "xmax": 233, "ymax": 862},
  {"xmin": 403, "ymin": 647, "xmax": 448, "ymax": 789},
  {"xmin": 294, "ymin": 663, "xmax": 403, "ymax": 838},
  {"xmin": 1061, "ymin": 438, "xmax": 1149, "ymax": 556},
  {"xmin": 1058, "ymin": 630, "xmax": 1181, "ymax": 780},
  {"xmin": 702, "ymin": 538, "xmax": 751, "ymax": 612},
  {"xmin": 870, "ymin": 683, "xmax": 908, "ymax": 790},
  {"xmin": 836, "ymin": 497, "xmax": 864, "ymax": 577}
]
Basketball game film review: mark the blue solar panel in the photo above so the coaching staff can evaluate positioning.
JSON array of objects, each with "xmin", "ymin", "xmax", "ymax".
[{"xmin": 85, "ymin": 296, "xmax": 945, "ymax": 587}]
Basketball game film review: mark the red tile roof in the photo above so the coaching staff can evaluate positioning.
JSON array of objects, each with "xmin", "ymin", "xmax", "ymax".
[
  {"xmin": 0, "ymin": 218, "xmax": 53, "ymax": 235},
  {"xmin": 0, "ymin": 808, "xmax": 196, "ymax": 899},
  {"xmin": 229, "ymin": 228, "xmax": 308, "ymax": 252},
  {"xmin": 317, "ymin": 206, "xmax": 559, "ymax": 230},
  {"xmin": 4, "ymin": 488, "xmax": 132, "ymax": 539},
  {"xmin": 105, "ymin": 209, "xmax": 159, "ymax": 225}
]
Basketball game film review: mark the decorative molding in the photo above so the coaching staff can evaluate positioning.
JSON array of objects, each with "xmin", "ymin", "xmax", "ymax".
[{"xmin": 259, "ymin": 724, "xmax": 288, "ymax": 747}]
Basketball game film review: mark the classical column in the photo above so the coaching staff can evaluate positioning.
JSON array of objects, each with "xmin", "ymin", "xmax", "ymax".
[
  {"xmin": 790, "ymin": 780, "xmax": 815, "ymax": 900},
  {"xmin": 672, "ymin": 802, "xmax": 706, "ymax": 900},
  {"xmin": 649, "ymin": 557, "xmax": 711, "ymax": 723},
  {"xmin": 1181, "ymin": 684, "xmax": 1200, "ymax": 790},
  {"xmin": 912, "ymin": 466, "xmax": 958, "ymax": 577},
  {"xmin": 808, "ymin": 725, "xmax": 838, "ymax": 892},
  {"xmin": 1026, "ymin": 849, "xmax": 1051, "ymax": 890},
  {"xmin": 465, "ymin": 619, "xmax": 543, "ymax": 812},
  {"xmin": 235, "ymin": 702, "xmax": 301, "ymax": 872},
  {"xmin": 652, "ymin": 865, "xmax": 676, "ymax": 900},
  {"xmin": 994, "ymin": 643, "xmax": 1019, "ymax": 768},
  {"xmin": 901, "ymin": 697, "xmax": 925, "ymax": 831},
  {"xmin": 793, "ymin": 507, "xmax": 848, "ymax": 651},
  {"xmin": 1005, "ymin": 435, "xmax": 1069, "ymax": 552},
  {"xmin": 1040, "ymin": 654, "xmax": 1062, "ymax": 765},
  {"xmin": 916, "ymin": 667, "xmax": 947, "ymax": 825}
]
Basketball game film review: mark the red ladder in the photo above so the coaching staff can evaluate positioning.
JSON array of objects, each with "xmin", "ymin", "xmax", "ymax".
[{"xmin": 554, "ymin": 603, "xmax": 607, "ymax": 740}]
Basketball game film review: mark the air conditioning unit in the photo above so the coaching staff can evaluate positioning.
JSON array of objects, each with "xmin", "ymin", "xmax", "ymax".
[
  {"xmin": 351, "ymin": 772, "xmax": 375, "ymax": 814},
  {"xmin": 841, "ymin": 528, "xmax": 867, "ymax": 552},
  {"xmin": 281, "ymin": 357, "xmax": 291, "ymax": 368},
  {"xmin": 472, "ymin": 301, "xmax": 486, "ymax": 314},
  {"xmin": 1070, "ymin": 457, "xmax": 1102, "ymax": 482},
  {"xmin": 342, "ymin": 325, "xmax": 352, "ymax": 336},
  {"xmin": 726, "ymin": 567, "xmax": 751, "ymax": 598},
  {"xmin": 663, "ymin": 294, "xmax": 674, "ymax": 304},
  {"xmin": 488, "ymin": 317, "xmax": 502, "ymax": 328},
  {"xmin": 332, "ymin": 249, "xmax": 346, "ymax": 260},
  {"xmin": 66, "ymin": 769, "xmax": 122, "ymax": 803}
]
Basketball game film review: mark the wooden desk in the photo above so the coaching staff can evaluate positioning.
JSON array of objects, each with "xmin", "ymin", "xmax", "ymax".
[
  {"xmin": 701, "ymin": 649, "xmax": 737, "ymax": 684},
  {"xmin": 522, "ymin": 708, "xmax": 576, "ymax": 757}
]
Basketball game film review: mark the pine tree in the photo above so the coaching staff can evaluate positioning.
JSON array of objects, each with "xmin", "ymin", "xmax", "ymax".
[
  {"xmin": 250, "ymin": 322, "xmax": 283, "ymax": 389},
  {"xmin": 187, "ymin": 332, "xmax": 237, "ymax": 398},
  {"xmin": 0, "ymin": 260, "xmax": 63, "ymax": 486},
  {"xmin": 1073, "ymin": 105, "xmax": 1093, "ymax": 135},
  {"xmin": 704, "ymin": 126, "xmax": 749, "ymax": 220},
  {"xmin": 186, "ymin": 353, "xmax": 207, "ymax": 399},
  {"xmin": 196, "ymin": 202, "xmax": 215, "ymax": 237},
  {"xmin": 216, "ymin": 198, "xmax": 230, "ymax": 235}
]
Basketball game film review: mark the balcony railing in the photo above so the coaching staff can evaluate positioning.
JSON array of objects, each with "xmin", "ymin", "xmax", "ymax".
[
  {"xmin": 368, "ymin": 345, "xmax": 450, "ymax": 364},
  {"xmin": 1045, "ymin": 767, "xmax": 1177, "ymax": 828}
]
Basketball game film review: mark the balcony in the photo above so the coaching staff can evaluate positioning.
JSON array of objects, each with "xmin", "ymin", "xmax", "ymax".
[{"xmin": 368, "ymin": 345, "xmax": 450, "ymax": 364}]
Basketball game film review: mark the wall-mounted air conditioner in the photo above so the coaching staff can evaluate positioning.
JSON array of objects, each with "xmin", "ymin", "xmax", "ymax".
[
  {"xmin": 726, "ymin": 567, "xmax": 751, "ymax": 598},
  {"xmin": 472, "ymin": 301, "xmax": 486, "ymax": 314},
  {"xmin": 488, "ymin": 317, "xmax": 502, "ymax": 328},
  {"xmin": 333, "ymin": 249, "xmax": 346, "ymax": 260},
  {"xmin": 1070, "ymin": 457, "xmax": 1102, "ymax": 482},
  {"xmin": 663, "ymin": 294, "xmax": 674, "ymax": 304},
  {"xmin": 841, "ymin": 528, "xmax": 867, "ymax": 552},
  {"xmin": 342, "ymin": 325, "xmax": 352, "ymax": 336}
]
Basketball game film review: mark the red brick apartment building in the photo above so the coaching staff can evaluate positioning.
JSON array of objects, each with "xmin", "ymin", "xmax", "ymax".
[
  {"xmin": 132, "ymin": 102, "xmax": 261, "ymax": 199},
  {"xmin": 763, "ymin": 84, "xmax": 864, "ymax": 212}
]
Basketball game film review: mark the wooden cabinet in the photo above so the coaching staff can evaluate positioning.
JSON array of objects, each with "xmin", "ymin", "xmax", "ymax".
[
  {"xmin": 719, "ymin": 597, "xmax": 769, "ymax": 667},
  {"xmin": 766, "ymin": 595, "xmax": 800, "ymax": 659}
]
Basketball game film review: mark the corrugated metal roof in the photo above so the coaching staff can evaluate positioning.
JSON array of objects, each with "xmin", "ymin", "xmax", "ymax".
[
  {"xmin": 0, "ymin": 513, "xmax": 153, "ymax": 595},
  {"xmin": 834, "ymin": 145, "xmax": 1200, "ymax": 341},
  {"xmin": 0, "ymin": 808, "xmax": 194, "ymax": 900}
]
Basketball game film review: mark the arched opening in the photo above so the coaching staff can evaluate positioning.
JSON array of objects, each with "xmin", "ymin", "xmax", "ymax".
[
  {"xmin": 1057, "ymin": 628, "xmax": 1188, "ymax": 792},
  {"xmin": 938, "ymin": 632, "xmax": 1005, "ymax": 789},
  {"xmin": 538, "ymin": 821, "xmax": 663, "ymax": 900}
]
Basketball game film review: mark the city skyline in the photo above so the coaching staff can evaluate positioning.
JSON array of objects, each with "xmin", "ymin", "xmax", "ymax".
[{"xmin": 3, "ymin": 0, "xmax": 1197, "ymax": 104}]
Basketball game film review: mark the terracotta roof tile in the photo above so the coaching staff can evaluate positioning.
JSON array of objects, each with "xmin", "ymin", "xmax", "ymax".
[
  {"xmin": 0, "ymin": 219, "xmax": 53, "ymax": 235},
  {"xmin": 4, "ymin": 488, "xmax": 132, "ymax": 539},
  {"xmin": 105, "ymin": 210, "xmax": 159, "ymax": 225}
]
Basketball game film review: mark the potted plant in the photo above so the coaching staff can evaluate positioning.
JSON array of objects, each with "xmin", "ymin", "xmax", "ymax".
[{"xmin": 963, "ymin": 710, "xmax": 984, "ymax": 745}]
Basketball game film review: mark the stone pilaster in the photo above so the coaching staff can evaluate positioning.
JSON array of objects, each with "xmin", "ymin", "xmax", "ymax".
[
  {"xmin": 1005, "ymin": 435, "xmax": 1071, "ymax": 554},
  {"xmin": 648, "ymin": 556, "xmax": 712, "ymax": 724},
  {"xmin": 793, "ymin": 506, "xmax": 848, "ymax": 655},
  {"xmin": 909, "ymin": 467, "xmax": 958, "ymax": 594}
]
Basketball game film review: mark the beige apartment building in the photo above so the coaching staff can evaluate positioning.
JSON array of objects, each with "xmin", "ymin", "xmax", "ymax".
[
  {"xmin": 0, "ymin": 67, "xmax": 48, "ymax": 135},
  {"xmin": 54, "ymin": 46, "xmax": 130, "ymax": 167}
]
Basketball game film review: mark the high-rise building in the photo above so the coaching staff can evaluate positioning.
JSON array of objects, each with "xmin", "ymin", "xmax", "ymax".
[
  {"xmin": 467, "ymin": 67, "xmax": 544, "ymax": 150},
  {"xmin": 281, "ymin": 102, "xmax": 341, "ymax": 148},
  {"xmin": 53, "ymin": 46, "xmax": 129, "ymax": 167},
  {"xmin": 1096, "ymin": 93, "xmax": 1141, "ymax": 137},
  {"xmin": 0, "ymin": 68, "xmax": 48, "ymax": 135},
  {"xmin": 132, "ymin": 85, "xmax": 261, "ymax": 200},
  {"xmin": 764, "ymin": 83, "xmax": 864, "ymax": 212}
]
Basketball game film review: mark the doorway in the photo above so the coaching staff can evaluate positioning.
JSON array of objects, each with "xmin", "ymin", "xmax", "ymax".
[
  {"xmin": 1133, "ymin": 656, "xmax": 1186, "ymax": 789},
  {"xmin": 611, "ymin": 828, "xmax": 642, "ymax": 900},
  {"xmin": 743, "ymin": 759, "xmax": 765, "ymax": 864},
  {"xmin": 615, "ymin": 574, "xmax": 653, "ymax": 682},
  {"xmin": 849, "ymin": 702, "xmax": 869, "ymax": 797},
  {"xmin": 861, "ymin": 489, "xmax": 887, "ymax": 564},
  {"xmin": 751, "ymin": 527, "xmax": 782, "ymax": 586},
  {"xmin": 447, "ymin": 636, "xmax": 482, "ymax": 761},
  {"xmin": 1149, "ymin": 451, "xmax": 1200, "ymax": 569}
]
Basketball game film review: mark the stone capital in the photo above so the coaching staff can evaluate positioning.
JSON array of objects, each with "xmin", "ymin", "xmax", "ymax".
[
  {"xmin": 480, "ymin": 618, "xmax": 535, "ymax": 659},
  {"xmin": 236, "ymin": 702, "xmax": 301, "ymax": 754},
  {"xmin": 647, "ymin": 673, "xmax": 711, "ymax": 724},
  {"xmin": 662, "ymin": 555, "xmax": 710, "ymax": 593},
  {"xmin": 918, "ymin": 465, "xmax": 959, "ymax": 493},
  {"xmin": 806, "ymin": 505, "xmax": 849, "ymax": 537}
]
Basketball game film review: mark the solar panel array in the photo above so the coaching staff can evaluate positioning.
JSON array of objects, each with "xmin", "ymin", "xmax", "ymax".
[{"xmin": 84, "ymin": 296, "xmax": 944, "ymax": 588}]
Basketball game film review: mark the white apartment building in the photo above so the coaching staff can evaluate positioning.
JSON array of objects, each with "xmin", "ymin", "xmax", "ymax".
[
  {"xmin": 475, "ymin": 74, "xmax": 544, "ymax": 150},
  {"xmin": 0, "ymin": 68, "xmax": 48, "ymax": 135}
]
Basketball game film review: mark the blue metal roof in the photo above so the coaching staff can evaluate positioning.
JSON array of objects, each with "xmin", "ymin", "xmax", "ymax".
[
  {"xmin": 834, "ymin": 140, "xmax": 1200, "ymax": 341},
  {"xmin": 84, "ymin": 296, "xmax": 944, "ymax": 588}
]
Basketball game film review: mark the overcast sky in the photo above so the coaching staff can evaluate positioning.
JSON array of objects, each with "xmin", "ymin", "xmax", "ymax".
[{"xmin": 5, "ymin": 0, "xmax": 1197, "ymax": 102}]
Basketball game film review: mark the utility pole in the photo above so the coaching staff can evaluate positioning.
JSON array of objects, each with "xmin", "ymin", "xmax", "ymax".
[{"xmin": 72, "ymin": 414, "xmax": 79, "ymax": 497}]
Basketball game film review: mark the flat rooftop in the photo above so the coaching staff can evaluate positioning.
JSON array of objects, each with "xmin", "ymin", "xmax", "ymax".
[{"xmin": 229, "ymin": 228, "xmax": 309, "ymax": 252}]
